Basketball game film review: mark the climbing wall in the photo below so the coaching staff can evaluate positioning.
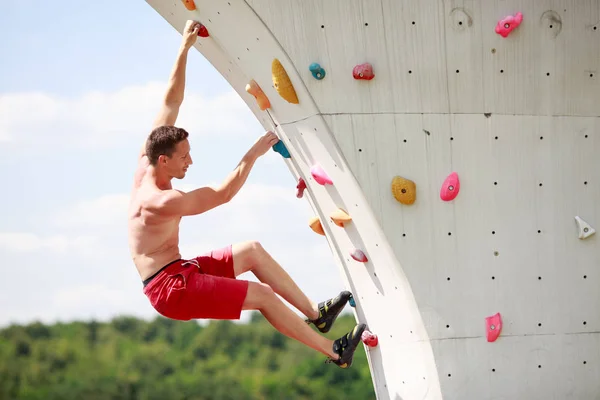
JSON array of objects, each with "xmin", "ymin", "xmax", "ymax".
[{"xmin": 145, "ymin": 0, "xmax": 600, "ymax": 399}]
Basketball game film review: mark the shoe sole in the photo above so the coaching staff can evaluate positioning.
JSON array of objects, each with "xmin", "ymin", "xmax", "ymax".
[
  {"xmin": 337, "ymin": 323, "xmax": 367, "ymax": 368},
  {"xmin": 317, "ymin": 290, "xmax": 352, "ymax": 333}
]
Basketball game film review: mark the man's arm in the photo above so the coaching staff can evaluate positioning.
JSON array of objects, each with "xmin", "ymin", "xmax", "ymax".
[
  {"xmin": 157, "ymin": 148, "xmax": 259, "ymax": 216},
  {"xmin": 150, "ymin": 131, "xmax": 280, "ymax": 217},
  {"xmin": 139, "ymin": 20, "xmax": 201, "ymax": 159}
]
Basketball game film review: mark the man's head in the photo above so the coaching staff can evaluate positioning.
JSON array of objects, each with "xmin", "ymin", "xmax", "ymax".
[{"xmin": 146, "ymin": 125, "xmax": 193, "ymax": 179}]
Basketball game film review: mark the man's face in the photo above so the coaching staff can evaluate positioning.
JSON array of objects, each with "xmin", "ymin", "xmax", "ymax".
[{"xmin": 163, "ymin": 139, "xmax": 193, "ymax": 179}]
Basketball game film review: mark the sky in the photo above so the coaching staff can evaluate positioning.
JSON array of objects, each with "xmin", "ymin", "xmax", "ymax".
[{"xmin": 0, "ymin": 0, "xmax": 344, "ymax": 327}]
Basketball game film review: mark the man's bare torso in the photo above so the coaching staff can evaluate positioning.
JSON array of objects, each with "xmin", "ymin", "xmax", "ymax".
[{"xmin": 128, "ymin": 156, "xmax": 182, "ymax": 280}]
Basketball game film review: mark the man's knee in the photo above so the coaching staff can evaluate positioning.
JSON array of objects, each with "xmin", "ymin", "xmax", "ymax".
[
  {"xmin": 241, "ymin": 240, "xmax": 266, "ymax": 263},
  {"xmin": 243, "ymin": 281, "xmax": 275, "ymax": 310}
]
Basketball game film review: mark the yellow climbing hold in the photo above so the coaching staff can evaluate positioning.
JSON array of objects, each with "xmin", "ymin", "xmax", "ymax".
[
  {"xmin": 330, "ymin": 209, "xmax": 352, "ymax": 227},
  {"xmin": 272, "ymin": 58, "xmax": 299, "ymax": 104},
  {"xmin": 309, "ymin": 216, "xmax": 325, "ymax": 236},
  {"xmin": 391, "ymin": 176, "xmax": 416, "ymax": 205}
]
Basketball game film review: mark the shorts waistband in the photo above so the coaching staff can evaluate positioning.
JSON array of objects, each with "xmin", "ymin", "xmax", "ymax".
[{"xmin": 142, "ymin": 259, "xmax": 182, "ymax": 287}]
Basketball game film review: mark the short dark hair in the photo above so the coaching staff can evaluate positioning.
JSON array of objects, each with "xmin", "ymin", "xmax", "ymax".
[{"xmin": 146, "ymin": 126, "xmax": 189, "ymax": 165}]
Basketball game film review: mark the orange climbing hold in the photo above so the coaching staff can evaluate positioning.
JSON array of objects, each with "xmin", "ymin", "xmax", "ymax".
[
  {"xmin": 391, "ymin": 176, "xmax": 416, "ymax": 205},
  {"xmin": 309, "ymin": 216, "xmax": 325, "ymax": 236},
  {"xmin": 245, "ymin": 80, "xmax": 271, "ymax": 111},
  {"xmin": 181, "ymin": 0, "xmax": 196, "ymax": 11},
  {"xmin": 272, "ymin": 58, "xmax": 299, "ymax": 104},
  {"xmin": 330, "ymin": 209, "xmax": 352, "ymax": 227}
]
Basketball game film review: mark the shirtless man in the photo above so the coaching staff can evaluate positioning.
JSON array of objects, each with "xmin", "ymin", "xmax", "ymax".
[{"xmin": 128, "ymin": 20, "xmax": 366, "ymax": 368}]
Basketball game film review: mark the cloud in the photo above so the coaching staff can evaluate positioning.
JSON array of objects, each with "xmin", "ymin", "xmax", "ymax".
[
  {"xmin": 0, "ymin": 177, "xmax": 344, "ymax": 327},
  {"xmin": 0, "ymin": 82, "xmax": 259, "ymax": 152},
  {"xmin": 0, "ymin": 232, "xmax": 99, "ymax": 255},
  {"xmin": 52, "ymin": 193, "xmax": 130, "ymax": 229}
]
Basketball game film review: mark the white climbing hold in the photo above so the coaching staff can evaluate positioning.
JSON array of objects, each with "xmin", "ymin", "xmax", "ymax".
[{"xmin": 575, "ymin": 216, "xmax": 596, "ymax": 240}]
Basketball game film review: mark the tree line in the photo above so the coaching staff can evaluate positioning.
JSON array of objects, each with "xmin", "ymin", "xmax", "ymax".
[{"xmin": 0, "ymin": 312, "xmax": 376, "ymax": 399}]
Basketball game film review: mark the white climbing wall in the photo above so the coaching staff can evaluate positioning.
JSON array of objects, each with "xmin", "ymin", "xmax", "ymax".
[{"xmin": 145, "ymin": 0, "xmax": 600, "ymax": 399}]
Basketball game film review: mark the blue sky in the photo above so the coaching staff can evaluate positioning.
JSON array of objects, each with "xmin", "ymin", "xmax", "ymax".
[{"xmin": 0, "ymin": 0, "xmax": 344, "ymax": 326}]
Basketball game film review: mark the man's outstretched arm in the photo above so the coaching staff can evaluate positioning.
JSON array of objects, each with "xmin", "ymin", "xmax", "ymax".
[
  {"xmin": 139, "ymin": 20, "xmax": 201, "ymax": 159},
  {"xmin": 150, "ymin": 131, "xmax": 280, "ymax": 217}
]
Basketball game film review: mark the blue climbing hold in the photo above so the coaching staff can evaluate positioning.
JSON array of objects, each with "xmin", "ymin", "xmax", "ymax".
[
  {"xmin": 272, "ymin": 140, "xmax": 291, "ymax": 158},
  {"xmin": 349, "ymin": 295, "xmax": 356, "ymax": 308},
  {"xmin": 309, "ymin": 63, "xmax": 326, "ymax": 80}
]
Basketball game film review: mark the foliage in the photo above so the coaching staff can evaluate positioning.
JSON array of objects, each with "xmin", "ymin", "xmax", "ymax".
[{"xmin": 0, "ymin": 313, "xmax": 376, "ymax": 399}]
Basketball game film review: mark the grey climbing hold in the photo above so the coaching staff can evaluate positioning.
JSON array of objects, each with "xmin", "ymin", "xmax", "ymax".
[{"xmin": 575, "ymin": 216, "xmax": 596, "ymax": 239}]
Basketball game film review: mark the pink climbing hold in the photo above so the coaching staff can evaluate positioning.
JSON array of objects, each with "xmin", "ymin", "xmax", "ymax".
[
  {"xmin": 495, "ymin": 12, "xmax": 523, "ymax": 37},
  {"xmin": 310, "ymin": 164, "xmax": 332, "ymax": 185},
  {"xmin": 362, "ymin": 330, "xmax": 378, "ymax": 347},
  {"xmin": 296, "ymin": 177, "xmax": 307, "ymax": 198},
  {"xmin": 350, "ymin": 249, "xmax": 368, "ymax": 263},
  {"xmin": 440, "ymin": 172, "xmax": 460, "ymax": 201},
  {"xmin": 485, "ymin": 312, "xmax": 502, "ymax": 342},
  {"xmin": 353, "ymin": 63, "xmax": 375, "ymax": 80}
]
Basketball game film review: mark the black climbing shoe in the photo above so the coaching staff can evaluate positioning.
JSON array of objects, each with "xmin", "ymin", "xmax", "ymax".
[
  {"xmin": 306, "ymin": 290, "xmax": 352, "ymax": 333},
  {"xmin": 326, "ymin": 323, "xmax": 367, "ymax": 368}
]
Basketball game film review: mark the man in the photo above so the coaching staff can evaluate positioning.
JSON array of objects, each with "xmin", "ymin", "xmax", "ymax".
[{"xmin": 128, "ymin": 20, "xmax": 366, "ymax": 368}]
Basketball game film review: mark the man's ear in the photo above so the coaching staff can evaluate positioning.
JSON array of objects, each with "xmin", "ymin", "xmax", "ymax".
[{"xmin": 158, "ymin": 154, "xmax": 168, "ymax": 165}]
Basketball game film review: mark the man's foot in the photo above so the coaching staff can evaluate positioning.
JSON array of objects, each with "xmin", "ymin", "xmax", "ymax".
[
  {"xmin": 326, "ymin": 323, "xmax": 367, "ymax": 368},
  {"xmin": 306, "ymin": 290, "xmax": 352, "ymax": 333}
]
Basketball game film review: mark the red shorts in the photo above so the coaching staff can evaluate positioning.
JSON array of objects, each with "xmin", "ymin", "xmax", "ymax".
[{"xmin": 142, "ymin": 245, "xmax": 249, "ymax": 321}]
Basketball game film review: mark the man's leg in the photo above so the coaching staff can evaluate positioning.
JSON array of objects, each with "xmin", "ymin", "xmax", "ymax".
[
  {"xmin": 242, "ymin": 280, "xmax": 339, "ymax": 360},
  {"xmin": 232, "ymin": 241, "xmax": 320, "ymax": 320}
]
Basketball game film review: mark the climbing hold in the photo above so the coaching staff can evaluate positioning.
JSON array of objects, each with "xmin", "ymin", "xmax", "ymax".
[
  {"xmin": 181, "ymin": 0, "xmax": 196, "ymax": 11},
  {"xmin": 353, "ymin": 63, "xmax": 375, "ymax": 80},
  {"xmin": 485, "ymin": 312, "xmax": 502, "ymax": 342},
  {"xmin": 310, "ymin": 164, "xmax": 333, "ymax": 185},
  {"xmin": 330, "ymin": 209, "xmax": 352, "ymax": 227},
  {"xmin": 296, "ymin": 177, "xmax": 307, "ymax": 198},
  {"xmin": 350, "ymin": 249, "xmax": 368, "ymax": 263},
  {"xmin": 362, "ymin": 330, "xmax": 378, "ymax": 347},
  {"xmin": 272, "ymin": 140, "xmax": 290, "ymax": 158},
  {"xmin": 349, "ymin": 295, "xmax": 356, "ymax": 307},
  {"xmin": 272, "ymin": 58, "xmax": 299, "ymax": 104},
  {"xmin": 391, "ymin": 176, "xmax": 417, "ymax": 205},
  {"xmin": 495, "ymin": 12, "xmax": 523, "ymax": 37},
  {"xmin": 440, "ymin": 172, "xmax": 460, "ymax": 201},
  {"xmin": 575, "ymin": 216, "xmax": 596, "ymax": 240},
  {"xmin": 198, "ymin": 24, "xmax": 209, "ymax": 37},
  {"xmin": 245, "ymin": 79, "xmax": 271, "ymax": 111},
  {"xmin": 309, "ymin": 63, "xmax": 326, "ymax": 80},
  {"xmin": 309, "ymin": 216, "xmax": 325, "ymax": 236}
]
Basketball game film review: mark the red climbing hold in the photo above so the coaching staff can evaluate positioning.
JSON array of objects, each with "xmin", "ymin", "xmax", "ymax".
[
  {"xmin": 296, "ymin": 177, "xmax": 307, "ymax": 198},
  {"xmin": 485, "ymin": 312, "xmax": 502, "ymax": 342},
  {"xmin": 353, "ymin": 63, "xmax": 374, "ymax": 80},
  {"xmin": 440, "ymin": 172, "xmax": 460, "ymax": 201},
  {"xmin": 198, "ymin": 24, "xmax": 209, "ymax": 37},
  {"xmin": 495, "ymin": 12, "xmax": 523, "ymax": 37},
  {"xmin": 362, "ymin": 330, "xmax": 378, "ymax": 347},
  {"xmin": 350, "ymin": 249, "xmax": 368, "ymax": 263}
]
